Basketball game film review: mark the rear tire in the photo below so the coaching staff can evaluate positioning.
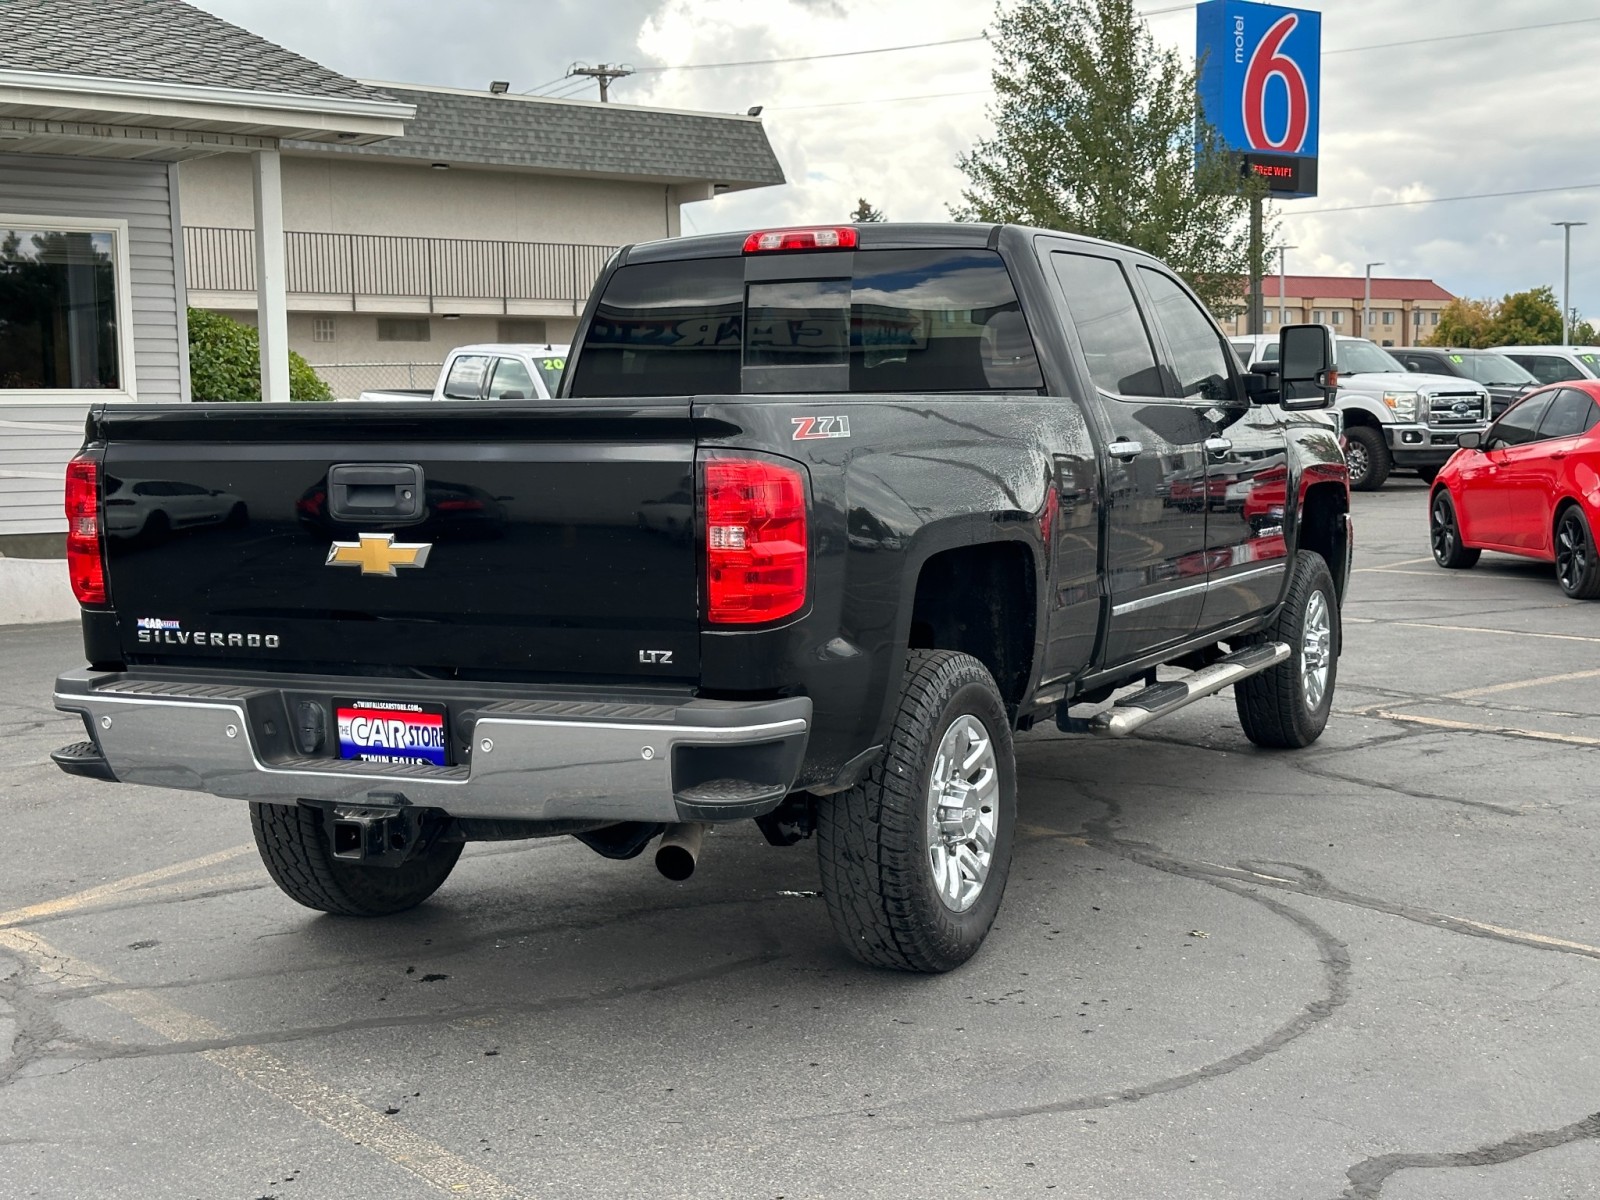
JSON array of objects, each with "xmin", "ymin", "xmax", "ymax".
[
  {"xmin": 1235, "ymin": 551, "xmax": 1339, "ymax": 749},
  {"xmin": 250, "ymin": 802, "xmax": 462, "ymax": 916},
  {"xmin": 1555, "ymin": 505, "xmax": 1600, "ymax": 599},
  {"xmin": 1430, "ymin": 490, "xmax": 1481, "ymax": 569},
  {"xmin": 817, "ymin": 650, "xmax": 1016, "ymax": 973},
  {"xmin": 1415, "ymin": 465, "xmax": 1439, "ymax": 484},
  {"xmin": 1345, "ymin": 426, "xmax": 1390, "ymax": 492}
]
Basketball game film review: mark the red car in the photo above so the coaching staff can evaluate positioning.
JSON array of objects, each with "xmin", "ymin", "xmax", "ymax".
[{"xmin": 1429, "ymin": 381, "xmax": 1600, "ymax": 598}]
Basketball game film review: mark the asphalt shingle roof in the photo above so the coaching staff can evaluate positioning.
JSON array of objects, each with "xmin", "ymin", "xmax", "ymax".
[
  {"xmin": 293, "ymin": 86, "xmax": 786, "ymax": 187},
  {"xmin": 0, "ymin": 0, "xmax": 391, "ymax": 102}
]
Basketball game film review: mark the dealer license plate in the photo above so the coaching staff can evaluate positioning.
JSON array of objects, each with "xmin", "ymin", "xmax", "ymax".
[{"xmin": 335, "ymin": 698, "xmax": 449, "ymax": 767}]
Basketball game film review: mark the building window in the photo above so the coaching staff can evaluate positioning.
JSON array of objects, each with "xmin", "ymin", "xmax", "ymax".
[
  {"xmin": 377, "ymin": 317, "xmax": 430, "ymax": 343},
  {"xmin": 1264, "ymin": 309, "xmax": 1275, "ymax": 324},
  {"xmin": 1413, "ymin": 309, "xmax": 1424, "ymax": 326},
  {"xmin": 1431, "ymin": 312, "xmax": 1439, "ymax": 325},
  {"xmin": 0, "ymin": 216, "xmax": 133, "ymax": 397},
  {"xmin": 1382, "ymin": 310, "xmax": 1394, "ymax": 326},
  {"xmin": 312, "ymin": 317, "xmax": 336, "ymax": 343},
  {"xmin": 1331, "ymin": 310, "xmax": 1344, "ymax": 326},
  {"xmin": 1312, "ymin": 309, "xmax": 1323, "ymax": 323},
  {"xmin": 497, "ymin": 318, "xmax": 548, "ymax": 343}
]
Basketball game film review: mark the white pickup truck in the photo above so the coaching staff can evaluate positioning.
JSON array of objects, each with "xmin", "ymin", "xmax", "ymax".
[{"xmin": 357, "ymin": 344, "xmax": 569, "ymax": 402}]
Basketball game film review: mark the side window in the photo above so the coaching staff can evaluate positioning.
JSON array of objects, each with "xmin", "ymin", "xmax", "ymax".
[
  {"xmin": 1515, "ymin": 355, "xmax": 1582, "ymax": 385},
  {"xmin": 1488, "ymin": 393, "xmax": 1555, "ymax": 450},
  {"xmin": 1402, "ymin": 352, "xmax": 1442, "ymax": 374},
  {"xmin": 487, "ymin": 356, "xmax": 537, "ymax": 400},
  {"xmin": 1050, "ymin": 252, "xmax": 1163, "ymax": 396},
  {"xmin": 442, "ymin": 354, "xmax": 491, "ymax": 400},
  {"xmin": 1536, "ymin": 388, "xmax": 1597, "ymax": 439},
  {"xmin": 1136, "ymin": 267, "xmax": 1235, "ymax": 402}
]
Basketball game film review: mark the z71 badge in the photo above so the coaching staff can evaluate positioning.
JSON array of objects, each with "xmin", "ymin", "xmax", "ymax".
[{"xmin": 791, "ymin": 415, "xmax": 851, "ymax": 440}]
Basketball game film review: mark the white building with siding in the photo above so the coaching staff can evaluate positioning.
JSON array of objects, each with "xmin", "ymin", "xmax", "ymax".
[{"xmin": 0, "ymin": 0, "xmax": 408, "ymax": 605}]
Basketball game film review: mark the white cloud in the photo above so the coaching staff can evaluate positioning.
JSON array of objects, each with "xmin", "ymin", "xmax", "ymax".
[{"xmin": 194, "ymin": 0, "xmax": 1600, "ymax": 315}]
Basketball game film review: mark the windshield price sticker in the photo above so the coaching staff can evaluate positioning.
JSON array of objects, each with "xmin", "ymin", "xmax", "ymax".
[{"xmin": 335, "ymin": 698, "xmax": 448, "ymax": 767}]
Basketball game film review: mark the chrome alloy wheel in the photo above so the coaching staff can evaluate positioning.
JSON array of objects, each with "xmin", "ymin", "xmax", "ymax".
[
  {"xmin": 927, "ymin": 714, "xmax": 1000, "ymax": 914},
  {"xmin": 1557, "ymin": 511, "xmax": 1588, "ymax": 593},
  {"xmin": 1301, "ymin": 589, "xmax": 1332, "ymax": 712},
  {"xmin": 1345, "ymin": 439, "xmax": 1370, "ymax": 486}
]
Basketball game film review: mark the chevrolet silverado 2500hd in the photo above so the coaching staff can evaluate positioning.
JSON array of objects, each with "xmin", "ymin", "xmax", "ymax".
[{"xmin": 53, "ymin": 223, "xmax": 1348, "ymax": 973}]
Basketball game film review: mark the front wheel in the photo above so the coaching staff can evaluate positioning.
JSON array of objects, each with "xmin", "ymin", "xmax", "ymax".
[
  {"xmin": 817, "ymin": 650, "xmax": 1016, "ymax": 973},
  {"xmin": 1344, "ymin": 426, "xmax": 1391, "ymax": 492},
  {"xmin": 1415, "ymin": 465, "xmax": 1440, "ymax": 484},
  {"xmin": 250, "ymin": 802, "xmax": 462, "ymax": 916},
  {"xmin": 1235, "ymin": 551, "xmax": 1339, "ymax": 749},
  {"xmin": 1430, "ymin": 490, "xmax": 1481, "ymax": 569},
  {"xmin": 1555, "ymin": 506, "xmax": 1600, "ymax": 599}
]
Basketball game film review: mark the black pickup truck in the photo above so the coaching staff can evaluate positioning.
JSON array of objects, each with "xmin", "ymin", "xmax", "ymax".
[{"xmin": 53, "ymin": 223, "xmax": 1348, "ymax": 972}]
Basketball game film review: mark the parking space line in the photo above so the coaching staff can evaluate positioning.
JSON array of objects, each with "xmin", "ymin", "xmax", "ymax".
[
  {"xmin": 1371, "ymin": 709, "xmax": 1600, "ymax": 748},
  {"xmin": 1446, "ymin": 668, "xmax": 1600, "ymax": 699},
  {"xmin": 1344, "ymin": 617, "xmax": 1600, "ymax": 645},
  {"xmin": 0, "ymin": 926, "xmax": 524, "ymax": 1199},
  {"xmin": 0, "ymin": 844, "xmax": 254, "ymax": 930},
  {"xmin": 1354, "ymin": 557, "xmax": 1437, "ymax": 572}
]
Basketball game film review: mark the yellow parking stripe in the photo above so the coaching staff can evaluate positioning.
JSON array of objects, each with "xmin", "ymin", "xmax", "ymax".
[
  {"xmin": 1371, "ymin": 709, "xmax": 1600, "ymax": 747},
  {"xmin": 0, "ymin": 927, "xmax": 524, "ymax": 1199},
  {"xmin": 1345, "ymin": 617, "xmax": 1600, "ymax": 644},
  {"xmin": 0, "ymin": 844, "xmax": 254, "ymax": 929},
  {"xmin": 1446, "ymin": 668, "xmax": 1600, "ymax": 699}
]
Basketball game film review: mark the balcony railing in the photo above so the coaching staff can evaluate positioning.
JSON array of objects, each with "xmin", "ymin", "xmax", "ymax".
[{"xmin": 183, "ymin": 227, "xmax": 617, "ymax": 305}]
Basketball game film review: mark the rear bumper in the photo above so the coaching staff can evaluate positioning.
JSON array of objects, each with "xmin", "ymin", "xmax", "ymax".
[{"xmin": 53, "ymin": 668, "xmax": 810, "ymax": 824}]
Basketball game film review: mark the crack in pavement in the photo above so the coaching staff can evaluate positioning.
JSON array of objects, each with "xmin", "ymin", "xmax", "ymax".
[
  {"xmin": 0, "ymin": 945, "xmax": 68, "ymax": 1090},
  {"xmin": 1337, "ymin": 1109, "xmax": 1600, "ymax": 1198}
]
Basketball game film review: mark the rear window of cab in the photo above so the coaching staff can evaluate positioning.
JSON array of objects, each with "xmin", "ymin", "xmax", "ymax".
[{"xmin": 568, "ymin": 249, "xmax": 1043, "ymax": 397}]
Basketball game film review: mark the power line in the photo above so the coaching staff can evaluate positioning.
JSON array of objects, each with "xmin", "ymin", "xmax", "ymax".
[
  {"xmin": 629, "ymin": 34, "xmax": 983, "ymax": 73},
  {"xmin": 1326, "ymin": 15, "xmax": 1600, "ymax": 55},
  {"xmin": 1291, "ymin": 182, "xmax": 1600, "ymax": 217},
  {"xmin": 770, "ymin": 88, "xmax": 990, "ymax": 113}
]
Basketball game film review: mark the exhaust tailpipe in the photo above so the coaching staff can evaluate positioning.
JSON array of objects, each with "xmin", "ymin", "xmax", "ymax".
[{"xmin": 655, "ymin": 822, "xmax": 709, "ymax": 881}]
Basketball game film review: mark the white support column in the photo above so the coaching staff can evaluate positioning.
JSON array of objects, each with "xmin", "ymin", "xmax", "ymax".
[{"xmin": 251, "ymin": 149, "xmax": 291, "ymax": 402}]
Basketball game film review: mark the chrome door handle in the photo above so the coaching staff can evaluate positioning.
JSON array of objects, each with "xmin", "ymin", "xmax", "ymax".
[
  {"xmin": 1204, "ymin": 437, "xmax": 1233, "ymax": 456},
  {"xmin": 1109, "ymin": 439, "xmax": 1144, "ymax": 461}
]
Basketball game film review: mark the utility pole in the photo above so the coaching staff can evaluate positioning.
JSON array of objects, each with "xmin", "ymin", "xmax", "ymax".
[
  {"xmin": 1248, "ymin": 195, "xmax": 1264, "ymax": 334},
  {"xmin": 1553, "ymin": 221, "xmax": 1586, "ymax": 344},
  {"xmin": 1364, "ymin": 261, "xmax": 1384, "ymax": 339},
  {"xmin": 1277, "ymin": 244, "xmax": 1297, "ymax": 328},
  {"xmin": 567, "ymin": 62, "xmax": 633, "ymax": 102}
]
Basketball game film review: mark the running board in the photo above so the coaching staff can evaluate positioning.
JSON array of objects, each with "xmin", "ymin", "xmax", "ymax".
[{"xmin": 1087, "ymin": 642, "xmax": 1292, "ymax": 739}]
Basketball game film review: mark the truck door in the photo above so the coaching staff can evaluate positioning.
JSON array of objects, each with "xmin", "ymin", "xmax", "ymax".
[
  {"xmin": 1135, "ymin": 266, "xmax": 1292, "ymax": 630},
  {"xmin": 1049, "ymin": 250, "xmax": 1210, "ymax": 666}
]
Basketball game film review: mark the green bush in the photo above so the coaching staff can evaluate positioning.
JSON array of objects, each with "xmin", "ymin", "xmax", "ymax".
[{"xmin": 186, "ymin": 307, "xmax": 333, "ymax": 401}]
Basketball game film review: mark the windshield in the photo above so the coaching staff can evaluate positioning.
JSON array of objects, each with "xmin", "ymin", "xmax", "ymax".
[
  {"xmin": 1454, "ymin": 353, "xmax": 1535, "ymax": 387},
  {"xmin": 533, "ymin": 351, "xmax": 567, "ymax": 395},
  {"xmin": 1336, "ymin": 339, "xmax": 1406, "ymax": 375}
]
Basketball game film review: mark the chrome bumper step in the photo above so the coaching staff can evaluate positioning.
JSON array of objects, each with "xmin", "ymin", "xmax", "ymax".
[{"xmin": 1087, "ymin": 642, "xmax": 1292, "ymax": 738}]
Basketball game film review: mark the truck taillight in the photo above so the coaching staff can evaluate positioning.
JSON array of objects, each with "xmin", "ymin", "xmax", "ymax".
[
  {"xmin": 703, "ymin": 458, "xmax": 808, "ymax": 625},
  {"xmin": 65, "ymin": 454, "xmax": 107, "ymax": 606},
  {"xmin": 742, "ymin": 226, "xmax": 858, "ymax": 253}
]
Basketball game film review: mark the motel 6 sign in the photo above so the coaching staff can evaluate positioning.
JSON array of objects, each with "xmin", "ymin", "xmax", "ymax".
[{"xmin": 1196, "ymin": 0, "xmax": 1321, "ymax": 198}]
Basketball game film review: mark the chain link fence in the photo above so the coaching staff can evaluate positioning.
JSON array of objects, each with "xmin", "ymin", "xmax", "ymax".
[{"xmin": 305, "ymin": 362, "xmax": 444, "ymax": 400}]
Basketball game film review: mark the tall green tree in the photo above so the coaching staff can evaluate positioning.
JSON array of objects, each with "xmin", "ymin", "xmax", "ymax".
[
  {"xmin": 1425, "ymin": 287, "xmax": 1597, "ymax": 348},
  {"xmin": 953, "ymin": 0, "xmax": 1267, "ymax": 315}
]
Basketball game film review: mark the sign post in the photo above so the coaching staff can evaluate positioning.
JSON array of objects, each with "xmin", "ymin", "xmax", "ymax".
[{"xmin": 1196, "ymin": 1, "xmax": 1321, "ymax": 331}]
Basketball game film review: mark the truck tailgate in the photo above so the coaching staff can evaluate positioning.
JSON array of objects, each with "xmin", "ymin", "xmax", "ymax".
[{"xmin": 94, "ymin": 402, "xmax": 702, "ymax": 683}]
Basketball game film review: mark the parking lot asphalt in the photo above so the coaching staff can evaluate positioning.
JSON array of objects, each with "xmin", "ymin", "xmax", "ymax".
[{"xmin": 3, "ymin": 475, "xmax": 1599, "ymax": 1200}]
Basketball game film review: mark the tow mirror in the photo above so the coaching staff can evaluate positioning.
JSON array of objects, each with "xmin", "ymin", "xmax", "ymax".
[
  {"xmin": 1277, "ymin": 324, "xmax": 1338, "ymax": 410},
  {"xmin": 1457, "ymin": 431, "xmax": 1482, "ymax": 450}
]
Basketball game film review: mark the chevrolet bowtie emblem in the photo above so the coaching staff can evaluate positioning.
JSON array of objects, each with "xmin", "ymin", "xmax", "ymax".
[{"xmin": 325, "ymin": 533, "xmax": 433, "ymax": 577}]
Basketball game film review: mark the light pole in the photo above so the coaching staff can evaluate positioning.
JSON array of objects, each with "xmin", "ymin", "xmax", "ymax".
[
  {"xmin": 1364, "ymin": 261, "xmax": 1384, "ymax": 339},
  {"xmin": 1553, "ymin": 221, "xmax": 1586, "ymax": 344},
  {"xmin": 1277, "ymin": 245, "xmax": 1297, "ymax": 327}
]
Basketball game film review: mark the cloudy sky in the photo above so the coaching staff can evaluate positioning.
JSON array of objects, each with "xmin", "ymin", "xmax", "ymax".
[{"xmin": 194, "ymin": 0, "xmax": 1600, "ymax": 316}]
